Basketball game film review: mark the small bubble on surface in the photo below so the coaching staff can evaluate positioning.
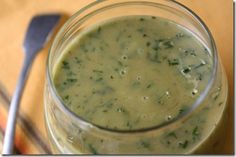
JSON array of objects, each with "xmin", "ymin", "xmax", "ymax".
[
  {"xmin": 165, "ymin": 115, "xmax": 172, "ymax": 121},
  {"xmin": 192, "ymin": 89, "xmax": 198, "ymax": 95},
  {"xmin": 141, "ymin": 96, "xmax": 149, "ymax": 102},
  {"xmin": 121, "ymin": 55, "xmax": 128, "ymax": 60},
  {"xmin": 120, "ymin": 69, "xmax": 127, "ymax": 75},
  {"xmin": 136, "ymin": 76, "xmax": 141, "ymax": 81}
]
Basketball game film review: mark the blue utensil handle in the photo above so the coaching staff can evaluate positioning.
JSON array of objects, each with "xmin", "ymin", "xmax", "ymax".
[{"xmin": 2, "ymin": 53, "xmax": 35, "ymax": 154}]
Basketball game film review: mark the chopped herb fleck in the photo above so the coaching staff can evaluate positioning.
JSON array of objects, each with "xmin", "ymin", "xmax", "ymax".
[
  {"xmin": 143, "ymin": 34, "xmax": 147, "ymax": 37},
  {"xmin": 74, "ymin": 57, "xmax": 81, "ymax": 64},
  {"xmin": 178, "ymin": 106, "xmax": 188, "ymax": 115},
  {"xmin": 166, "ymin": 132, "xmax": 177, "ymax": 139},
  {"xmin": 62, "ymin": 61, "xmax": 70, "ymax": 69},
  {"xmin": 67, "ymin": 78, "xmax": 77, "ymax": 83},
  {"xmin": 88, "ymin": 144, "xmax": 97, "ymax": 154},
  {"xmin": 179, "ymin": 109, "xmax": 185, "ymax": 115},
  {"xmin": 140, "ymin": 18, "xmax": 145, "ymax": 21},
  {"xmin": 95, "ymin": 77, "xmax": 103, "ymax": 82},
  {"xmin": 140, "ymin": 140, "xmax": 150, "ymax": 149},
  {"xmin": 126, "ymin": 121, "xmax": 132, "ymax": 128},
  {"xmin": 179, "ymin": 140, "xmax": 189, "ymax": 149},
  {"xmin": 118, "ymin": 61, "xmax": 123, "ymax": 66},
  {"xmin": 176, "ymin": 33, "xmax": 184, "ymax": 38},
  {"xmin": 192, "ymin": 126, "xmax": 200, "ymax": 141},
  {"xmin": 163, "ymin": 41, "xmax": 174, "ymax": 49},
  {"xmin": 62, "ymin": 61, "xmax": 68, "ymax": 66},
  {"xmin": 146, "ymin": 42, "xmax": 151, "ymax": 47},
  {"xmin": 63, "ymin": 95, "xmax": 69, "ymax": 101},
  {"xmin": 146, "ymin": 84, "xmax": 152, "ymax": 89},
  {"xmin": 92, "ymin": 69, "xmax": 103, "ymax": 73},
  {"xmin": 192, "ymin": 126, "xmax": 199, "ymax": 136},
  {"xmin": 182, "ymin": 67, "xmax": 191, "ymax": 74},
  {"xmin": 152, "ymin": 44, "xmax": 160, "ymax": 51},
  {"xmin": 114, "ymin": 68, "xmax": 119, "ymax": 72},
  {"xmin": 168, "ymin": 59, "xmax": 179, "ymax": 66},
  {"xmin": 67, "ymin": 71, "xmax": 76, "ymax": 76}
]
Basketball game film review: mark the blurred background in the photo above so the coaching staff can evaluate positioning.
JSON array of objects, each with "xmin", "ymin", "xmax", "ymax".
[{"xmin": 0, "ymin": 0, "xmax": 233, "ymax": 154}]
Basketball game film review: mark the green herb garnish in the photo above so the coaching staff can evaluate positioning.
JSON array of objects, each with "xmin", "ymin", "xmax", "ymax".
[
  {"xmin": 168, "ymin": 59, "xmax": 179, "ymax": 66},
  {"xmin": 179, "ymin": 140, "xmax": 189, "ymax": 149},
  {"xmin": 192, "ymin": 126, "xmax": 200, "ymax": 141},
  {"xmin": 102, "ymin": 109, "xmax": 108, "ymax": 113},
  {"xmin": 192, "ymin": 126, "xmax": 199, "ymax": 136},
  {"xmin": 88, "ymin": 144, "xmax": 98, "ymax": 154},
  {"xmin": 146, "ymin": 84, "xmax": 152, "ymax": 89},
  {"xmin": 176, "ymin": 33, "xmax": 184, "ymax": 38},
  {"xmin": 143, "ymin": 34, "xmax": 147, "ymax": 37},
  {"xmin": 163, "ymin": 41, "xmax": 174, "ymax": 49},
  {"xmin": 62, "ymin": 61, "xmax": 70, "ymax": 69},
  {"xmin": 182, "ymin": 67, "xmax": 191, "ymax": 74},
  {"xmin": 63, "ymin": 95, "xmax": 69, "ymax": 101},
  {"xmin": 92, "ymin": 69, "xmax": 103, "ymax": 73},
  {"xmin": 126, "ymin": 121, "xmax": 132, "ymax": 129},
  {"xmin": 95, "ymin": 77, "xmax": 103, "ymax": 82},
  {"xmin": 140, "ymin": 140, "xmax": 150, "ymax": 149},
  {"xmin": 139, "ymin": 18, "xmax": 145, "ymax": 21},
  {"xmin": 67, "ymin": 78, "xmax": 77, "ymax": 83},
  {"xmin": 167, "ymin": 132, "xmax": 177, "ymax": 139}
]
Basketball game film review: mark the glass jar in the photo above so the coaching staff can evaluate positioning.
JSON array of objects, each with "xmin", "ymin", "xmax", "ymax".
[{"xmin": 44, "ymin": 0, "xmax": 228, "ymax": 154}]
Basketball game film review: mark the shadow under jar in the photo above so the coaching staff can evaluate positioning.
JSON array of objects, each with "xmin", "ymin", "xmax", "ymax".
[{"xmin": 44, "ymin": 0, "xmax": 228, "ymax": 154}]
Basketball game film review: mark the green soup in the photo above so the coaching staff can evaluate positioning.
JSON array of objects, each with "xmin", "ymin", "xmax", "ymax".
[
  {"xmin": 54, "ymin": 15, "xmax": 212, "ymax": 130},
  {"xmin": 50, "ymin": 15, "xmax": 226, "ymax": 153}
]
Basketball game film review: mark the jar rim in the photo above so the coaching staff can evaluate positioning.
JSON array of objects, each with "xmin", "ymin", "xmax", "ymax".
[{"xmin": 46, "ymin": 0, "xmax": 218, "ymax": 134}]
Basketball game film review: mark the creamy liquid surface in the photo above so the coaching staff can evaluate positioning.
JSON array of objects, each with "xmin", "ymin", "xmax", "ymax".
[{"xmin": 53, "ymin": 16, "xmax": 213, "ymax": 130}]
